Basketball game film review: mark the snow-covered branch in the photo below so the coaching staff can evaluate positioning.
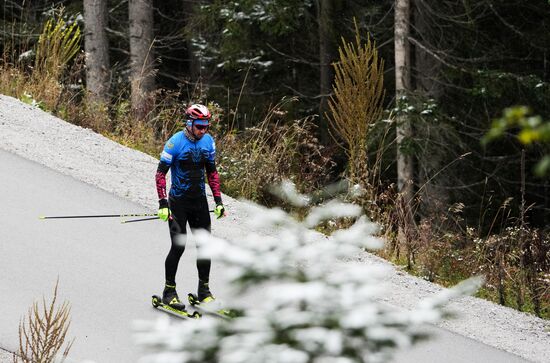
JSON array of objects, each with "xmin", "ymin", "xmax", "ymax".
[{"xmin": 135, "ymin": 181, "xmax": 481, "ymax": 363}]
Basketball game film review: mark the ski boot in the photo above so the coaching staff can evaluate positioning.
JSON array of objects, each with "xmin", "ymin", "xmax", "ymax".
[
  {"xmin": 187, "ymin": 279, "xmax": 215, "ymax": 309},
  {"xmin": 162, "ymin": 284, "xmax": 187, "ymax": 311},
  {"xmin": 187, "ymin": 280, "xmax": 235, "ymax": 319},
  {"xmin": 151, "ymin": 284, "xmax": 199, "ymax": 319},
  {"xmin": 197, "ymin": 279, "xmax": 215, "ymax": 303}
]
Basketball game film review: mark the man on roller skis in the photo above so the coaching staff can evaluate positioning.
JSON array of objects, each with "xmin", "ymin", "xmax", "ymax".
[{"xmin": 155, "ymin": 103, "xmax": 226, "ymax": 313}]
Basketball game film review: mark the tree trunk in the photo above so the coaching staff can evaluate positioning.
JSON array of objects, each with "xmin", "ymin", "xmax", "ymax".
[
  {"xmin": 317, "ymin": 0, "xmax": 335, "ymax": 144},
  {"xmin": 395, "ymin": 0, "xmax": 415, "ymax": 245},
  {"xmin": 83, "ymin": 0, "xmax": 110, "ymax": 104},
  {"xmin": 412, "ymin": 1, "xmax": 441, "ymax": 98},
  {"xmin": 183, "ymin": 0, "xmax": 201, "ymax": 86},
  {"xmin": 413, "ymin": 0, "xmax": 448, "ymax": 220},
  {"xmin": 129, "ymin": 0, "xmax": 155, "ymax": 119}
]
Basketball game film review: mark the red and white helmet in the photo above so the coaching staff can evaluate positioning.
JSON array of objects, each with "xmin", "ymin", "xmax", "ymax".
[{"xmin": 185, "ymin": 104, "xmax": 211, "ymax": 126}]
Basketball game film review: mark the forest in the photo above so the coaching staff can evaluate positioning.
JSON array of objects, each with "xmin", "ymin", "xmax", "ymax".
[{"xmin": 0, "ymin": 0, "xmax": 548, "ymax": 318}]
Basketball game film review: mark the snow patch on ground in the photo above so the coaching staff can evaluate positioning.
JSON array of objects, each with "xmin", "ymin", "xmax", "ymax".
[{"xmin": 0, "ymin": 94, "xmax": 548, "ymax": 362}]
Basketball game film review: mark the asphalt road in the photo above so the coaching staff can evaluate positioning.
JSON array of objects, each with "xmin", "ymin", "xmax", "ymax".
[
  {"xmin": 0, "ymin": 149, "xmax": 218, "ymax": 362},
  {"xmin": 0, "ymin": 149, "xmax": 529, "ymax": 363}
]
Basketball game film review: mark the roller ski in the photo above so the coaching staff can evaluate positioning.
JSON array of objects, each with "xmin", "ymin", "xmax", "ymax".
[
  {"xmin": 187, "ymin": 280, "xmax": 234, "ymax": 319},
  {"xmin": 151, "ymin": 285, "xmax": 199, "ymax": 319}
]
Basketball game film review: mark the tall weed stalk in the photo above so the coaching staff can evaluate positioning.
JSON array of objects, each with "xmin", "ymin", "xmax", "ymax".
[
  {"xmin": 327, "ymin": 20, "xmax": 384, "ymax": 189},
  {"xmin": 30, "ymin": 13, "xmax": 81, "ymax": 110},
  {"xmin": 14, "ymin": 281, "xmax": 74, "ymax": 363}
]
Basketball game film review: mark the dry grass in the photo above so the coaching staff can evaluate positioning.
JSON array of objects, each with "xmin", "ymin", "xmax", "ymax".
[
  {"xmin": 216, "ymin": 97, "xmax": 333, "ymax": 205},
  {"xmin": 14, "ymin": 281, "xmax": 74, "ymax": 363},
  {"xmin": 379, "ymin": 196, "xmax": 549, "ymax": 319},
  {"xmin": 0, "ymin": 60, "xmax": 27, "ymax": 98},
  {"xmin": 0, "ymin": 11, "xmax": 81, "ymax": 113},
  {"xmin": 473, "ymin": 225, "xmax": 549, "ymax": 317}
]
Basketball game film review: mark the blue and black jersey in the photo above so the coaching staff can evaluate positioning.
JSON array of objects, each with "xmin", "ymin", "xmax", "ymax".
[{"xmin": 155, "ymin": 131, "xmax": 222, "ymax": 203}]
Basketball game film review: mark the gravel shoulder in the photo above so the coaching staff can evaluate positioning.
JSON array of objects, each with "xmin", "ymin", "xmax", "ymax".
[
  {"xmin": 0, "ymin": 349, "xmax": 11, "ymax": 363},
  {"xmin": 0, "ymin": 94, "xmax": 548, "ymax": 362}
]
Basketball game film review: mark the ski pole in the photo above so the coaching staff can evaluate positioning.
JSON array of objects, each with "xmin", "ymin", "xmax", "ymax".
[
  {"xmin": 39, "ymin": 213, "xmax": 157, "ymax": 220},
  {"xmin": 121, "ymin": 216, "xmax": 160, "ymax": 224},
  {"xmin": 121, "ymin": 210, "xmax": 219, "ymax": 223}
]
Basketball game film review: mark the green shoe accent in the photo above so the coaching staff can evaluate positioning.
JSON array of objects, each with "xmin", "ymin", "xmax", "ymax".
[
  {"xmin": 201, "ymin": 296, "xmax": 215, "ymax": 304},
  {"xmin": 198, "ymin": 279, "xmax": 214, "ymax": 301},
  {"xmin": 170, "ymin": 297, "xmax": 180, "ymax": 305}
]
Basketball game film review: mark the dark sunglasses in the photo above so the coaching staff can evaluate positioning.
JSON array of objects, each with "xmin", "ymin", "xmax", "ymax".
[{"xmin": 194, "ymin": 124, "xmax": 209, "ymax": 130}]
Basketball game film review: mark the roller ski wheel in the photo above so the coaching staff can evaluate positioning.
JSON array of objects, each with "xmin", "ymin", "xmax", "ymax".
[
  {"xmin": 151, "ymin": 294, "xmax": 200, "ymax": 319},
  {"xmin": 187, "ymin": 293, "xmax": 200, "ymax": 306},
  {"xmin": 152, "ymin": 295, "xmax": 161, "ymax": 307}
]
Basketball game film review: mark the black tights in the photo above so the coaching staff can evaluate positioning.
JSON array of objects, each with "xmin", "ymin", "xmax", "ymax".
[{"xmin": 165, "ymin": 197, "xmax": 211, "ymax": 286}]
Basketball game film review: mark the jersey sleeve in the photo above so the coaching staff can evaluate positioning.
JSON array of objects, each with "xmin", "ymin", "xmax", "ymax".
[
  {"xmin": 156, "ymin": 133, "xmax": 180, "ymax": 201},
  {"xmin": 205, "ymin": 137, "xmax": 222, "ymax": 204},
  {"xmin": 208, "ymin": 138, "xmax": 216, "ymax": 163},
  {"xmin": 160, "ymin": 133, "xmax": 180, "ymax": 166},
  {"xmin": 155, "ymin": 162, "xmax": 169, "ymax": 201}
]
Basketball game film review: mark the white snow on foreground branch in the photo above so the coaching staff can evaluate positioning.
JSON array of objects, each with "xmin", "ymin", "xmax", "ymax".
[{"xmin": 134, "ymin": 182, "xmax": 481, "ymax": 363}]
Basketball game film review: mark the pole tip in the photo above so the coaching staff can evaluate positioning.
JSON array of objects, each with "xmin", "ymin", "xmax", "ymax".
[{"xmin": 39, "ymin": 216, "xmax": 45, "ymax": 219}]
